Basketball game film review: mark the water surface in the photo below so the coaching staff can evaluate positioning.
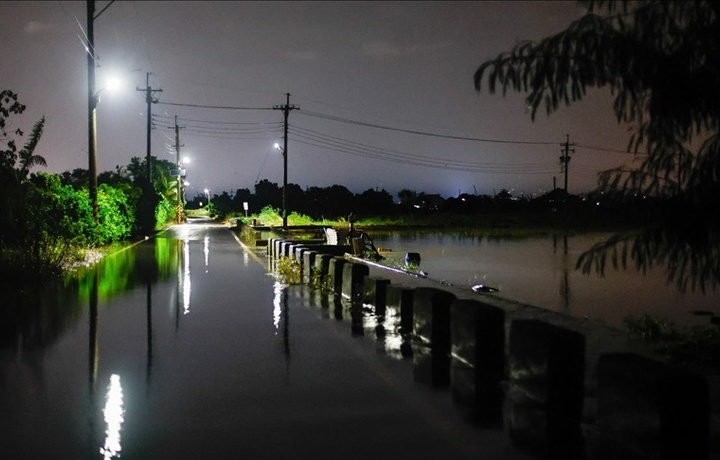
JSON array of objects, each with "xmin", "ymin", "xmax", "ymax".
[{"xmin": 370, "ymin": 230, "xmax": 720, "ymax": 328}]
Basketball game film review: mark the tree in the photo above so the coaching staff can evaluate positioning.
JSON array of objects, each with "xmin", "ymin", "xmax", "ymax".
[
  {"xmin": 254, "ymin": 179, "xmax": 282, "ymax": 209},
  {"xmin": 474, "ymin": 1, "xmax": 720, "ymax": 210},
  {"xmin": 354, "ymin": 188, "xmax": 395, "ymax": 216},
  {"xmin": 17, "ymin": 117, "xmax": 46, "ymax": 180}
]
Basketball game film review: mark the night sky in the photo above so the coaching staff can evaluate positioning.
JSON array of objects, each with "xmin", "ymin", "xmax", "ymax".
[{"xmin": 1, "ymin": 1, "xmax": 636, "ymax": 200}]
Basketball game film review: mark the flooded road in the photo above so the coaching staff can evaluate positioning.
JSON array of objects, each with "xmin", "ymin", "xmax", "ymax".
[{"xmin": 0, "ymin": 219, "xmax": 533, "ymax": 459}]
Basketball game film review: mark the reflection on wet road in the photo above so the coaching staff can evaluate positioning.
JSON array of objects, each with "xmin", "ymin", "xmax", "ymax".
[{"xmin": 0, "ymin": 218, "xmax": 534, "ymax": 459}]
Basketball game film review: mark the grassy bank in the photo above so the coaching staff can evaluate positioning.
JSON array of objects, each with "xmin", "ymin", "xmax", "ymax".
[{"xmin": 235, "ymin": 205, "xmax": 645, "ymax": 238}]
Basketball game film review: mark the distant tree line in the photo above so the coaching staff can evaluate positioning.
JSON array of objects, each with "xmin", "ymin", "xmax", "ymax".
[
  {"xmin": 193, "ymin": 179, "xmax": 645, "ymax": 224},
  {"xmin": 192, "ymin": 179, "xmax": 397, "ymax": 220}
]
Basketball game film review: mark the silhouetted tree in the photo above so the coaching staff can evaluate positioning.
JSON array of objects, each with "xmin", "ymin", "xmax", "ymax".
[
  {"xmin": 60, "ymin": 168, "xmax": 89, "ymax": 189},
  {"xmin": 284, "ymin": 183, "xmax": 305, "ymax": 216},
  {"xmin": 254, "ymin": 179, "xmax": 281, "ymax": 209},
  {"xmin": 397, "ymin": 189, "xmax": 418, "ymax": 205},
  {"xmin": 232, "ymin": 188, "xmax": 253, "ymax": 212},
  {"xmin": 475, "ymin": 1, "xmax": 720, "ymax": 290},
  {"xmin": 474, "ymin": 0, "xmax": 720, "ymax": 212},
  {"xmin": 354, "ymin": 188, "xmax": 395, "ymax": 216}
]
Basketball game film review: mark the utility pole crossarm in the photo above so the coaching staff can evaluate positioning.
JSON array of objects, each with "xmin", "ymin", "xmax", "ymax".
[
  {"xmin": 559, "ymin": 134, "xmax": 575, "ymax": 193},
  {"xmin": 272, "ymin": 93, "xmax": 299, "ymax": 228},
  {"xmin": 136, "ymin": 73, "xmax": 163, "ymax": 185}
]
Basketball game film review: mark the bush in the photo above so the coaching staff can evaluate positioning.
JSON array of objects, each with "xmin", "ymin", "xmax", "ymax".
[
  {"xmin": 275, "ymin": 256, "xmax": 301, "ymax": 284},
  {"xmin": 624, "ymin": 313, "xmax": 720, "ymax": 369}
]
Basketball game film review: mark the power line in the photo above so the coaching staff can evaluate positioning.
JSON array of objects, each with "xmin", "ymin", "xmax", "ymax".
[
  {"xmin": 289, "ymin": 127, "xmax": 557, "ymax": 174},
  {"xmin": 153, "ymin": 113, "xmax": 279, "ymax": 126},
  {"xmin": 157, "ymin": 101, "xmax": 274, "ymax": 110},
  {"xmin": 299, "ymin": 109, "xmax": 557, "ymax": 146}
]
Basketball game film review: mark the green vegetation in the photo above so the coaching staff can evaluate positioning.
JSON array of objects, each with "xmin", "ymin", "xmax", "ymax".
[
  {"xmin": 309, "ymin": 267, "xmax": 333, "ymax": 292},
  {"xmin": 624, "ymin": 314, "xmax": 720, "ymax": 370},
  {"xmin": 275, "ymin": 256, "xmax": 302, "ymax": 284},
  {"xmin": 0, "ymin": 91, "xmax": 183, "ymax": 284}
]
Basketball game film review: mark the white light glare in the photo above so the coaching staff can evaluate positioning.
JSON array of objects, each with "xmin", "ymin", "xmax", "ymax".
[{"xmin": 100, "ymin": 374, "xmax": 124, "ymax": 460}]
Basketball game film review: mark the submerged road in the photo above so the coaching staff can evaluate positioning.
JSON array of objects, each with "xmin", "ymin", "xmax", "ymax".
[{"xmin": 1, "ymin": 218, "xmax": 535, "ymax": 459}]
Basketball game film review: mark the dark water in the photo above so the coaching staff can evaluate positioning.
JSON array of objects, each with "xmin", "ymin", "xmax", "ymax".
[
  {"xmin": 370, "ymin": 231, "xmax": 720, "ymax": 329},
  {"xmin": 0, "ymin": 221, "xmax": 534, "ymax": 459}
]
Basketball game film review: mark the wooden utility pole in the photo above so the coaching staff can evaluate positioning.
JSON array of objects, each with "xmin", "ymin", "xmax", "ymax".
[
  {"xmin": 136, "ymin": 73, "xmax": 162, "ymax": 186},
  {"xmin": 87, "ymin": 0, "xmax": 98, "ymax": 224},
  {"xmin": 174, "ymin": 115, "xmax": 185, "ymax": 223},
  {"xmin": 559, "ymin": 134, "xmax": 575, "ymax": 193},
  {"xmin": 273, "ymin": 93, "xmax": 299, "ymax": 228}
]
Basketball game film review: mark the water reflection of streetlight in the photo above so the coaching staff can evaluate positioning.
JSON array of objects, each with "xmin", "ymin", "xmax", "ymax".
[{"xmin": 100, "ymin": 374, "xmax": 124, "ymax": 460}]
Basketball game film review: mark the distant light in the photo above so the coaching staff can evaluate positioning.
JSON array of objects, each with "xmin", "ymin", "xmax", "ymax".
[{"xmin": 182, "ymin": 157, "xmax": 191, "ymax": 164}]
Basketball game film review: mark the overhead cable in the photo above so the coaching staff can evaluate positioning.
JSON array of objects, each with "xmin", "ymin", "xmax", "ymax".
[
  {"xmin": 157, "ymin": 101, "xmax": 274, "ymax": 110},
  {"xmin": 299, "ymin": 109, "xmax": 557, "ymax": 146}
]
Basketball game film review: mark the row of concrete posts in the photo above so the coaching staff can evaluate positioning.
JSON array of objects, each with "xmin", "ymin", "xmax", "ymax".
[{"xmin": 267, "ymin": 237, "xmax": 713, "ymax": 460}]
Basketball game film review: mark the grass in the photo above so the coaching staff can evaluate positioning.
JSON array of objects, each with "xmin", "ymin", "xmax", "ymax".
[{"xmin": 236, "ymin": 205, "xmax": 643, "ymax": 238}]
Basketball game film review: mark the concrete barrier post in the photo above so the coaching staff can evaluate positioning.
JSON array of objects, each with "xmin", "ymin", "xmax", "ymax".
[
  {"xmin": 279, "ymin": 241, "xmax": 290, "ymax": 259},
  {"xmin": 313, "ymin": 254, "xmax": 333, "ymax": 290},
  {"xmin": 508, "ymin": 319, "xmax": 585, "ymax": 458},
  {"xmin": 275, "ymin": 239, "xmax": 284, "ymax": 262},
  {"xmin": 302, "ymin": 250, "xmax": 318, "ymax": 284},
  {"xmin": 411, "ymin": 287, "xmax": 457, "ymax": 387},
  {"xmin": 328, "ymin": 257, "xmax": 347, "ymax": 295},
  {"xmin": 293, "ymin": 245, "xmax": 306, "ymax": 279},
  {"xmin": 450, "ymin": 299, "xmax": 505, "ymax": 424},
  {"xmin": 596, "ymin": 353, "xmax": 709, "ymax": 460},
  {"xmin": 341, "ymin": 261, "xmax": 369, "ymax": 301},
  {"xmin": 386, "ymin": 285, "xmax": 415, "ymax": 335},
  {"xmin": 267, "ymin": 238, "xmax": 275, "ymax": 258},
  {"xmin": 362, "ymin": 276, "xmax": 390, "ymax": 314}
]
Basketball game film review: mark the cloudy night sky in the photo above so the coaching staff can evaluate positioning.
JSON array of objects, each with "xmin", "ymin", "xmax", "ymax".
[{"xmin": 1, "ymin": 1, "xmax": 636, "ymax": 200}]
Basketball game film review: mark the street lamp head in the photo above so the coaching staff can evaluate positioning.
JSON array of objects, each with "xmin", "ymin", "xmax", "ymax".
[
  {"xmin": 105, "ymin": 74, "xmax": 122, "ymax": 92},
  {"xmin": 274, "ymin": 142, "xmax": 283, "ymax": 152}
]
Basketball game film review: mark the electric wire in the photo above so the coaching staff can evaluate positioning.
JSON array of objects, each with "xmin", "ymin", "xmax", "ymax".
[
  {"xmin": 288, "ymin": 124, "xmax": 556, "ymax": 172},
  {"xmin": 289, "ymin": 129, "xmax": 559, "ymax": 174},
  {"xmin": 299, "ymin": 109, "xmax": 558, "ymax": 146},
  {"xmin": 157, "ymin": 101, "xmax": 275, "ymax": 110}
]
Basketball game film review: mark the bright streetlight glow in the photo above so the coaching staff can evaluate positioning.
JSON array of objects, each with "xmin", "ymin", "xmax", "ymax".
[{"xmin": 104, "ymin": 74, "xmax": 122, "ymax": 93}]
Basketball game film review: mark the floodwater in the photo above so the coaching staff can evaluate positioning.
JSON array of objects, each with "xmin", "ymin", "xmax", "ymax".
[
  {"xmin": 0, "ymin": 219, "xmax": 535, "ymax": 460},
  {"xmin": 370, "ymin": 230, "xmax": 720, "ymax": 329}
]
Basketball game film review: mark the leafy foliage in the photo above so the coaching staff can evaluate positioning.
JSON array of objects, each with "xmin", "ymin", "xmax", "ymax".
[
  {"xmin": 625, "ymin": 313, "xmax": 720, "ymax": 369},
  {"xmin": 275, "ymin": 256, "xmax": 302, "ymax": 284},
  {"xmin": 474, "ymin": 0, "xmax": 720, "ymax": 203}
]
